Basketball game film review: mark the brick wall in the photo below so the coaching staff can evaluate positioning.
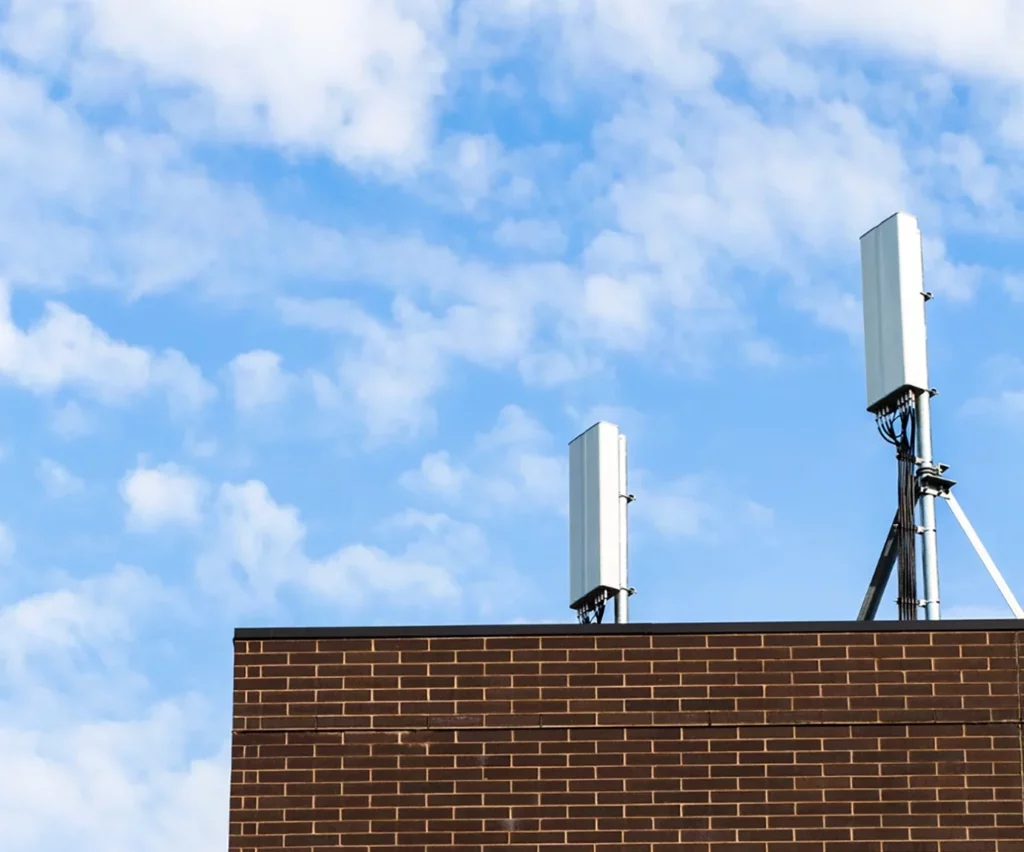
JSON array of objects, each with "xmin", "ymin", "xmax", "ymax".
[{"xmin": 230, "ymin": 624, "xmax": 1024, "ymax": 851}]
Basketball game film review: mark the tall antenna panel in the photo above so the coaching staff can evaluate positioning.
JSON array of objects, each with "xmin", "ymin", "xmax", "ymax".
[
  {"xmin": 569, "ymin": 422, "xmax": 630, "ymax": 622},
  {"xmin": 857, "ymin": 211, "xmax": 1023, "ymax": 623},
  {"xmin": 860, "ymin": 212, "xmax": 929, "ymax": 413}
]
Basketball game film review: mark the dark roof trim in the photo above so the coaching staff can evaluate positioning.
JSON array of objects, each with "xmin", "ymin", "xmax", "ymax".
[{"xmin": 234, "ymin": 619, "xmax": 1024, "ymax": 641}]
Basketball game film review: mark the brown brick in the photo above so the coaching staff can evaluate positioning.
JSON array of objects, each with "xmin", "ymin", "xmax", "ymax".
[{"xmin": 230, "ymin": 627, "xmax": 1024, "ymax": 850}]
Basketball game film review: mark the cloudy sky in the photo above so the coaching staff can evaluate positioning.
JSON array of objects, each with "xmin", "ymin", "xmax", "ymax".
[{"xmin": 4, "ymin": 0, "xmax": 1024, "ymax": 848}]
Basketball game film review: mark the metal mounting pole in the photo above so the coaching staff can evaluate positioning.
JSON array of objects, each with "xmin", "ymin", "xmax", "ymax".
[
  {"xmin": 914, "ymin": 389, "xmax": 941, "ymax": 620},
  {"xmin": 613, "ymin": 584, "xmax": 628, "ymax": 623},
  {"xmin": 943, "ymin": 493, "xmax": 1024, "ymax": 619},
  {"xmin": 614, "ymin": 433, "xmax": 629, "ymax": 624}
]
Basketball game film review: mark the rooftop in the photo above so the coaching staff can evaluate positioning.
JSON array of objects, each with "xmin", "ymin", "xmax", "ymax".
[{"xmin": 235, "ymin": 618, "xmax": 1024, "ymax": 640}]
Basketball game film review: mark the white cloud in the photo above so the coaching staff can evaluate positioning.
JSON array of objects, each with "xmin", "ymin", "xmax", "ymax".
[
  {"xmin": 464, "ymin": 0, "xmax": 721, "ymax": 94},
  {"xmin": 4, "ymin": 0, "xmax": 452, "ymax": 175},
  {"xmin": 0, "ymin": 0, "xmax": 1019, "ymax": 446},
  {"xmin": 634, "ymin": 475, "xmax": 717, "ymax": 540},
  {"xmin": 787, "ymin": 284, "xmax": 863, "ymax": 341},
  {"xmin": 402, "ymin": 405, "xmax": 566, "ymax": 514},
  {"xmin": 260, "ymin": 69, "xmax": 1009, "ymax": 433},
  {"xmin": 963, "ymin": 388, "xmax": 1024, "ymax": 424},
  {"xmin": 518, "ymin": 349, "xmax": 598, "ymax": 388},
  {"xmin": 469, "ymin": 0, "xmax": 1024, "ymax": 93},
  {"xmin": 37, "ymin": 459, "xmax": 85, "ymax": 498},
  {"xmin": 196, "ymin": 480, "xmax": 304, "ymax": 605},
  {"xmin": 435, "ymin": 133, "xmax": 507, "ymax": 209},
  {"xmin": 281, "ymin": 294, "xmax": 545, "ymax": 439},
  {"xmin": 744, "ymin": 500, "xmax": 776, "ymax": 528},
  {"xmin": 0, "ymin": 564, "xmax": 165, "ymax": 676},
  {"xmin": 0, "ymin": 521, "xmax": 14, "ymax": 566},
  {"xmin": 750, "ymin": 0, "xmax": 1024, "ymax": 84},
  {"xmin": 960, "ymin": 357, "xmax": 1024, "ymax": 424},
  {"xmin": 0, "ymin": 281, "xmax": 214, "ymax": 411},
  {"xmin": 119, "ymin": 463, "xmax": 207, "ymax": 531},
  {"xmin": 49, "ymin": 401, "xmax": 93, "ymax": 439},
  {"xmin": 930, "ymin": 133, "xmax": 1004, "ymax": 213},
  {"xmin": 1005, "ymin": 273, "xmax": 1024, "ymax": 302},
  {"xmin": 0, "ymin": 703, "xmax": 229, "ymax": 852},
  {"xmin": 473, "ymin": 407, "xmax": 569, "ymax": 516},
  {"xmin": 478, "ymin": 404, "xmax": 551, "ymax": 450},
  {"xmin": 979, "ymin": 354, "xmax": 1024, "ymax": 388},
  {"xmin": 0, "ymin": 65, "xmax": 329, "ymax": 302},
  {"xmin": 227, "ymin": 350, "xmax": 290, "ymax": 413},
  {"xmin": 493, "ymin": 218, "xmax": 567, "ymax": 254},
  {"xmin": 213, "ymin": 10, "xmax": 941, "ymax": 412},
  {"xmin": 307, "ymin": 541, "xmax": 461, "ymax": 606},
  {"xmin": 581, "ymin": 273, "xmax": 651, "ymax": 350},
  {"xmin": 583, "ymin": 95, "xmax": 910, "ymax": 340},
  {"xmin": 196, "ymin": 479, "xmax": 477, "ymax": 611},
  {"xmin": 629, "ymin": 471, "xmax": 776, "ymax": 544},
  {"xmin": 921, "ymin": 236, "xmax": 985, "ymax": 301},
  {"xmin": 0, "ymin": 563, "xmax": 227, "ymax": 851},
  {"xmin": 565, "ymin": 404, "xmax": 644, "ymax": 437},
  {"xmin": 0, "ymin": 53, "xmax": 930, "ymax": 446},
  {"xmin": 399, "ymin": 451, "xmax": 469, "ymax": 498},
  {"xmin": 182, "ymin": 432, "xmax": 218, "ymax": 460},
  {"xmin": 462, "ymin": 0, "xmax": 1024, "ymax": 354}
]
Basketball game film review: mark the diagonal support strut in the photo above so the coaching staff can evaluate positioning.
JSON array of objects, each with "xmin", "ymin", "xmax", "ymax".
[
  {"xmin": 942, "ymin": 492, "xmax": 1024, "ymax": 619},
  {"xmin": 858, "ymin": 509, "xmax": 900, "ymax": 621}
]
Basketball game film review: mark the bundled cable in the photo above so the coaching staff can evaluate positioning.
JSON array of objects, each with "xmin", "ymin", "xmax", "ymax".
[
  {"xmin": 876, "ymin": 392, "xmax": 919, "ymax": 620},
  {"xmin": 577, "ymin": 589, "xmax": 609, "ymax": 624}
]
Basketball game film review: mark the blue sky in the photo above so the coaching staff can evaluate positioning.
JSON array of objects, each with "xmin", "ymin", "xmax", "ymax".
[{"xmin": 3, "ymin": 0, "xmax": 1024, "ymax": 847}]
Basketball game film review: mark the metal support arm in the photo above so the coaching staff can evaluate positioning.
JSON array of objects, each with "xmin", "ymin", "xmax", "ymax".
[
  {"xmin": 858, "ymin": 509, "xmax": 899, "ymax": 621},
  {"xmin": 943, "ymin": 493, "xmax": 1024, "ymax": 619},
  {"xmin": 859, "ymin": 476, "xmax": 1024, "ymax": 621}
]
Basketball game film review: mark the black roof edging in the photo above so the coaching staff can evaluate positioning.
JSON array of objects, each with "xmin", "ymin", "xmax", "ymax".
[{"xmin": 234, "ymin": 619, "xmax": 1024, "ymax": 641}]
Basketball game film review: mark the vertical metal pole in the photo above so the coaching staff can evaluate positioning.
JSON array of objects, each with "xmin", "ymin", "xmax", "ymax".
[
  {"xmin": 614, "ymin": 433, "xmax": 629, "ymax": 624},
  {"xmin": 914, "ymin": 389, "xmax": 941, "ymax": 620}
]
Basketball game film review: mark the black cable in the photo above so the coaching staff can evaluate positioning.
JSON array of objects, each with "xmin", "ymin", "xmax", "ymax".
[
  {"xmin": 577, "ymin": 592, "xmax": 608, "ymax": 624},
  {"xmin": 876, "ymin": 392, "xmax": 919, "ymax": 620}
]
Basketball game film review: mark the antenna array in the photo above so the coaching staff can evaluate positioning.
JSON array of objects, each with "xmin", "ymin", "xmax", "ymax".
[
  {"xmin": 568, "ymin": 422, "xmax": 635, "ymax": 624},
  {"xmin": 857, "ymin": 212, "xmax": 1023, "ymax": 621},
  {"xmin": 561, "ymin": 212, "xmax": 1022, "ymax": 625}
]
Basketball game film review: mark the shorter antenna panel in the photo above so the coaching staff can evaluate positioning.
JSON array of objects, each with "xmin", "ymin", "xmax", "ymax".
[
  {"xmin": 860, "ymin": 212, "xmax": 929, "ymax": 413},
  {"xmin": 569, "ymin": 422, "xmax": 626, "ymax": 622}
]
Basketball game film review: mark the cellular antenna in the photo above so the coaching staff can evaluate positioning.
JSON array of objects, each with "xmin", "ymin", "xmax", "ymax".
[
  {"xmin": 568, "ymin": 422, "xmax": 635, "ymax": 624},
  {"xmin": 857, "ymin": 212, "xmax": 1024, "ymax": 621}
]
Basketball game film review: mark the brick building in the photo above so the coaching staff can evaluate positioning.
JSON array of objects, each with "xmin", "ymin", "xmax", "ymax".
[{"xmin": 229, "ymin": 620, "xmax": 1024, "ymax": 851}]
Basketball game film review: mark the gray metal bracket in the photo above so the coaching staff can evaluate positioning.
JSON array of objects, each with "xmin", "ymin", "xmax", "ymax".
[{"xmin": 859, "ymin": 468, "xmax": 1024, "ymax": 620}]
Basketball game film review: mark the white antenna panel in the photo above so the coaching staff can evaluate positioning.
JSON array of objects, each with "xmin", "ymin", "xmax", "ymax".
[
  {"xmin": 860, "ymin": 212, "xmax": 929, "ymax": 413},
  {"xmin": 569, "ymin": 421, "xmax": 627, "ymax": 611}
]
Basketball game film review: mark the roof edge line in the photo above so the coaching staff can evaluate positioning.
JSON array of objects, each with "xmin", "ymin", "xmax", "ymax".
[{"xmin": 233, "ymin": 619, "xmax": 1024, "ymax": 641}]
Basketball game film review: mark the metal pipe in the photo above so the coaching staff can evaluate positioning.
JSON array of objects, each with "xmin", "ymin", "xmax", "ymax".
[
  {"xmin": 613, "ymin": 586, "xmax": 628, "ymax": 624},
  {"xmin": 914, "ymin": 389, "xmax": 940, "ymax": 620},
  {"xmin": 614, "ymin": 433, "xmax": 629, "ymax": 624},
  {"xmin": 944, "ymin": 493, "xmax": 1024, "ymax": 619}
]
